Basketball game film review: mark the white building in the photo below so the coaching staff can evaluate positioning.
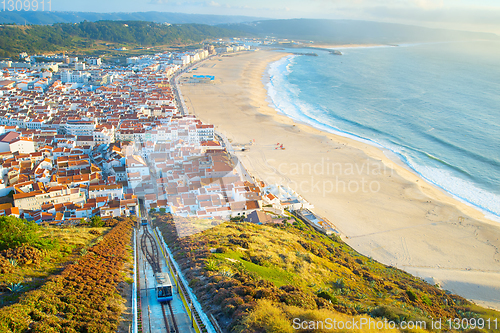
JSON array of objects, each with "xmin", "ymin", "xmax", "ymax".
[
  {"xmin": 70, "ymin": 71, "xmax": 90, "ymax": 84},
  {"xmin": 88, "ymin": 184, "xmax": 123, "ymax": 200},
  {"xmin": 85, "ymin": 57, "xmax": 102, "ymax": 66},
  {"xmin": 93, "ymin": 125, "xmax": 115, "ymax": 144},
  {"xmin": 13, "ymin": 187, "xmax": 86, "ymax": 211},
  {"xmin": 126, "ymin": 155, "xmax": 150, "ymax": 176},
  {"xmin": 32, "ymin": 62, "xmax": 59, "ymax": 72},
  {"xmin": 127, "ymin": 57, "xmax": 139, "ymax": 64},
  {"xmin": 172, "ymin": 54, "xmax": 191, "ymax": 66},
  {"xmin": 196, "ymin": 124, "xmax": 215, "ymax": 141},
  {"xmin": 60, "ymin": 70, "xmax": 71, "ymax": 83},
  {"xmin": 181, "ymin": 54, "xmax": 191, "ymax": 65},
  {"xmin": 61, "ymin": 70, "xmax": 90, "ymax": 84},
  {"xmin": 10, "ymin": 137, "xmax": 35, "ymax": 154},
  {"xmin": 0, "ymin": 60, "xmax": 12, "ymax": 68},
  {"xmin": 74, "ymin": 62, "xmax": 86, "ymax": 71},
  {"xmin": 65, "ymin": 120, "xmax": 95, "ymax": 136}
]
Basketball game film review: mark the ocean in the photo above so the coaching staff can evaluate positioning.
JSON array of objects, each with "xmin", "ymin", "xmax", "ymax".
[{"xmin": 266, "ymin": 41, "xmax": 500, "ymax": 218}]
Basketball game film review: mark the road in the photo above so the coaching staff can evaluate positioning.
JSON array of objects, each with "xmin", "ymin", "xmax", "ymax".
[
  {"xmin": 214, "ymin": 131, "xmax": 254, "ymax": 184},
  {"xmin": 170, "ymin": 55, "xmax": 216, "ymax": 115}
]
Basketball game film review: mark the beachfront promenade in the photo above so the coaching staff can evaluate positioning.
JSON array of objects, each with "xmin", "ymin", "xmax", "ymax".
[
  {"xmin": 171, "ymin": 70, "xmax": 188, "ymax": 115},
  {"xmin": 171, "ymin": 55, "xmax": 216, "ymax": 116},
  {"xmin": 214, "ymin": 131, "xmax": 254, "ymax": 184},
  {"xmin": 170, "ymin": 53, "xmax": 256, "ymax": 185}
]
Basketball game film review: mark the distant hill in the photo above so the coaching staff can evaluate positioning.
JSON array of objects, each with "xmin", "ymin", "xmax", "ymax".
[
  {"xmin": 222, "ymin": 19, "xmax": 500, "ymax": 44},
  {"xmin": 0, "ymin": 11, "xmax": 267, "ymax": 26},
  {"xmin": 0, "ymin": 20, "xmax": 242, "ymax": 57}
]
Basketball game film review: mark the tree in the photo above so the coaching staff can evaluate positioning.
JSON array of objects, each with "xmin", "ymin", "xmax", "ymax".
[
  {"xmin": 0, "ymin": 216, "xmax": 40, "ymax": 251},
  {"xmin": 90, "ymin": 216, "xmax": 104, "ymax": 228}
]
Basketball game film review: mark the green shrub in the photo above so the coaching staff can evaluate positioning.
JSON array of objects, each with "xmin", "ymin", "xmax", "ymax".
[
  {"xmin": 0, "ymin": 216, "xmax": 51, "ymax": 251},
  {"xmin": 7, "ymin": 282, "xmax": 24, "ymax": 293},
  {"xmin": 236, "ymin": 299, "xmax": 293, "ymax": 333},
  {"xmin": 317, "ymin": 291, "xmax": 338, "ymax": 304},
  {"xmin": 406, "ymin": 289, "xmax": 417, "ymax": 302},
  {"xmin": 421, "ymin": 294, "xmax": 432, "ymax": 306},
  {"xmin": 218, "ymin": 268, "xmax": 234, "ymax": 278},
  {"xmin": 89, "ymin": 216, "xmax": 104, "ymax": 228},
  {"xmin": 370, "ymin": 305, "xmax": 408, "ymax": 323},
  {"xmin": 205, "ymin": 259, "xmax": 217, "ymax": 271},
  {"xmin": 332, "ymin": 278, "xmax": 345, "ymax": 290},
  {"xmin": 229, "ymin": 237, "xmax": 249, "ymax": 249},
  {"xmin": 189, "ymin": 278, "xmax": 200, "ymax": 287},
  {"xmin": 216, "ymin": 247, "xmax": 227, "ymax": 253},
  {"xmin": 250, "ymin": 255, "xmax": 271, "ymax": 267}
]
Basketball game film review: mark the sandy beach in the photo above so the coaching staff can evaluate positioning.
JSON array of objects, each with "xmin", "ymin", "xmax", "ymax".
[{"xmin": 179, "ymin": 50, "xmax": 500, "ymax": 309}]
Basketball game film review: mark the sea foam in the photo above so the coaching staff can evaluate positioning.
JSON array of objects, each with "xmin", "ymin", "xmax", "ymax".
[{"xmin": 265, "ymin": 44, "xmax": 500, "ymax": 219}]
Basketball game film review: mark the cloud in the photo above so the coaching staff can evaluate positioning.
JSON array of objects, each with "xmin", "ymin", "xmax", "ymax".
[
  {"xmin": 364, "ymin": 5, "xmax": 500, "ymax": 26},
  {"xmin": 142, "ymin": 0, "xmax": 500, "ymax": 34},
  {"xmin": 413, "ymin": 0, "xmax": 444, "ymax": 10}
]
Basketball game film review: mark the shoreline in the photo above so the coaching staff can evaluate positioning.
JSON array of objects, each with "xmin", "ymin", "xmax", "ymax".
[
  {"xmin": 262, "ymin": 54, "xmax": 500, "ymax": 223},
  {"xmin": 261, "ymin": 54, "xmax": 499, "ymax": 229},
  {"xmin": 179, "ymin": 50, "xmax": 500, "ymax": 310}
]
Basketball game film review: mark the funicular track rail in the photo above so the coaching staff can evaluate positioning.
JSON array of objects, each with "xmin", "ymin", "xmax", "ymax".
[{"xmin": 141, "ymin": 226, "xmax": 179, "ymax": 332}]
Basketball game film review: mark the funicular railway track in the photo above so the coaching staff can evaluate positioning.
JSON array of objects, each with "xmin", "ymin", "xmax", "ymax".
[
  {"xmin": 140, "ymin": 227, "xmax": 161, "ymax": 273},
  {"xmin": 161, "ymin": 301, "xmax": 180, "ymax": 333},
  {"xmin": 155, "ymin": 228, "xmax": 214, "ymax": 332},
  {"xmin": 140, "ymin": 224, "xmax": 179, "ymax": 332}
]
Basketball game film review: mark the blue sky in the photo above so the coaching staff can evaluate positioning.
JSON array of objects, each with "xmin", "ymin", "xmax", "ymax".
[{"xmin": 51, "ymin": 0, "xmax": 500, "ymax": 34}]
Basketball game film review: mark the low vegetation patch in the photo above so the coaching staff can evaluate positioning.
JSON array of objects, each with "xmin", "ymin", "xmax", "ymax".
[
  {"xmin": 0, "ymin": 216, "xmax": 113, "ymax": 306},
  {"xmin": 0, "ymin": 216, "xmax": 134, "ymax": 333}
]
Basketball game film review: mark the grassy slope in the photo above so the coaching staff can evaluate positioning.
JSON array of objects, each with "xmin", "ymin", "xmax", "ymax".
[
  {"xmin": 0, "ymin": 217, "xmax": 135, "ymax": 333},
  {"xmin": 154, "ymin": 213, "xmax": 500, "ymax": 332},
  {"xmin": 0, "ymin": 226, "xmax": 110, "ymax": 306}
]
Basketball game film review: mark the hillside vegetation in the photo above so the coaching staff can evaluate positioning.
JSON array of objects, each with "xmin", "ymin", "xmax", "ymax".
[
  {"xmin": 0, "ymin": 216, "xmax": 113, "ymax": 306},
  {"xmin": 0, "ymin": 216, "xmax": 135, "ymax": 333},
  {"xmin": 154, "ymin": 213, "xmax": 500, "ymax": 332},
  {"xmin": 0, "ymin": 20, "xmax": 240, "ymax": 57}
]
